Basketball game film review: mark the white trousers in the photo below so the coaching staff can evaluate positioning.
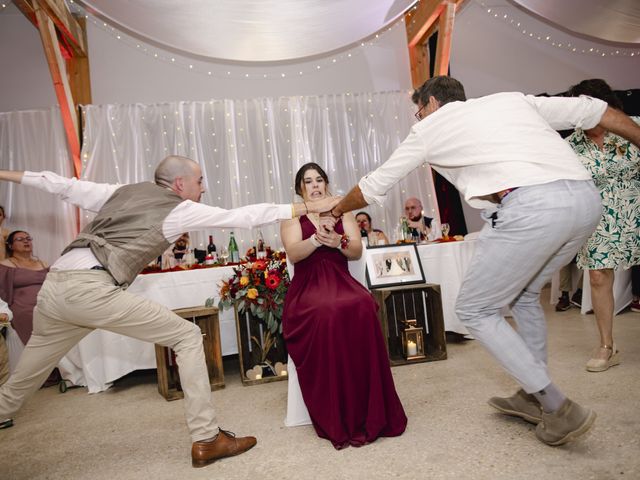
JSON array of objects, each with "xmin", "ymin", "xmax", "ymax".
[{"xmin": 456, "ymin": 180, "xmax": 601, "ymax": 393}]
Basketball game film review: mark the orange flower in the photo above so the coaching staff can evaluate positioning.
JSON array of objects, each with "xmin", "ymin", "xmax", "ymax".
[
  {"xmin": 240, "ymin": 276, "xmax": 249, "ymax": 287},
  {"xmin": 246, "ymin": 288, "xmax": 259, "ymax": 299},
  {"xmin": 253, "ymin": 259, "xmax": 267, "ymax": 271}
]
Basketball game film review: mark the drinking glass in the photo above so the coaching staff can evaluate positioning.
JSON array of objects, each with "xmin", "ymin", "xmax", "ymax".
[
  {"xmin": 219, "ymin": 246, "xmax": 229, "ymax": 265},
  {"xmin": 441, "ymin": 223, "xmax": 450, "ymax": 239}
]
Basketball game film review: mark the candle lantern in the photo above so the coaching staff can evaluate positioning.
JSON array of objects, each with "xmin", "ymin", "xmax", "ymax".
[{"xmin": 402, "ymin": 319, "xmax": 426, "ymax": 360}]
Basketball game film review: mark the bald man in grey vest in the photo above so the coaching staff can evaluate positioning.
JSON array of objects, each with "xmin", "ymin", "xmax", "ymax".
[{"xmin": 0, "ymin": 156, "xmax": 338, "ymax": 468}]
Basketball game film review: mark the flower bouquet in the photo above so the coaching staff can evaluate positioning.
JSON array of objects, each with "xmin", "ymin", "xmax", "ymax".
[{"xmin": 209, "ymin": 249, "xmax": 290, "ymax": 382}]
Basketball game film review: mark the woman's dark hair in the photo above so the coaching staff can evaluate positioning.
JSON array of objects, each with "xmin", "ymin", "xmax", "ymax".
[
  {"xmin": 412, "ymin": 75, "xmax": 467, "ymax": 107},
  {"xmin": 355, "ymin": 211, "xmax": 372, "ymax": 223},
  {"xmin": 6, "ymin": 230, "xmax": 29, "ymax": 256},
  {"xmin": 294, "ymin": 162, "xmax": 330, "ymax": 197},
  {"xmin": 568, "ymin": 79, "xmax": 623, "ymax": 110}
]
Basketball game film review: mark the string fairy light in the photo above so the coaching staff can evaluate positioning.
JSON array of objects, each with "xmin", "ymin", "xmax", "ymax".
[
  {"xmin": 477, "ymin": 0, "xmax": 639, "ymax": 57},
  {"xmin": 67, "ymin": 2, "xmax": 407, "ymax": 80}
]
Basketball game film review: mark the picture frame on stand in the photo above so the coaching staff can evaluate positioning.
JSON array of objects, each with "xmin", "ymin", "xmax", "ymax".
[{"xmin": 365, "ymin": 243, "xmax": 425, "ymax": 289}]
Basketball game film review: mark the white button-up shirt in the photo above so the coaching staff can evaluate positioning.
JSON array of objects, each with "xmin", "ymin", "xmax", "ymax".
[
  {"xmin": 359, "ymin": 92, "xmax": 608, "ymax": 209},
  {"xmin": 21, "ymin": 171, "xmax": 292, "ymax": 270}
]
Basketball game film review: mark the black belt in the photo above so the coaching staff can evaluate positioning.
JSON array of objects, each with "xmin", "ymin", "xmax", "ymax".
[{"xmin": 90, "ymin": 265, "xmax": 106, "ymax": 271}]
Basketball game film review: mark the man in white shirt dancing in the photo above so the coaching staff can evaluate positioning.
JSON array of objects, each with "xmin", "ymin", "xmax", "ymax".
[
  {"xmin": 0, "ymin": 155, "xmax": 337, "ymax": 467},
  {"xmin": 328, "ymin": 76, "xmax": 640, "ymax": 446}
]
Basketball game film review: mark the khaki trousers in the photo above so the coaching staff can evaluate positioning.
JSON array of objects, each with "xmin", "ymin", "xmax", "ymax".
[{"xmin": 0, "ymin": 270, "xmax": 218, "ymax": 441}]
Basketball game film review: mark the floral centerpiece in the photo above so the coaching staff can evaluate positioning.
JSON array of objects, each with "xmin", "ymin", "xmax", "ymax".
[{"xmin": 209, "ymin": 248, "xmax": 290, "ymax": 379}]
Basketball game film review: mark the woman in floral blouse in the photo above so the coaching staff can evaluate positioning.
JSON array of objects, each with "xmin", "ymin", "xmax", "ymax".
[{"xmin": 567, "ymin": 79, "xmax": 640, "ymax": 372}]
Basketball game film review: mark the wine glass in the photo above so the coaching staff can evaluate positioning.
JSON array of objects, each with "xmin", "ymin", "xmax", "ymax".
[
  {"xmin": 441, "ymin": 223, "xmax": 450, "ymax": 240},
  {"xmin": 219, "ymin": 246, "xmax": 229, "ymax": 265}
]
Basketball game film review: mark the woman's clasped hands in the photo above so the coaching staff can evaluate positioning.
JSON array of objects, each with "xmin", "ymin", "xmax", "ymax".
[{"xmin": 315, "ymin": 215, "xmax": 341, "ymax": 248}]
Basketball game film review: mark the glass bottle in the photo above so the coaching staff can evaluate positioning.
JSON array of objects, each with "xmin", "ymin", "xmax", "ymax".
[
  {"xmin": 400, "ymin": 216, "xmax": 410, "ymax": 242},
  {"xmin": 360, "ymin": 227, "xmax": 369, "ymax": 246},
  {"xmin": 228, "ymin": 232, "xmax": 240, "ymax": 263},
  {"xmin": 256, "ymin": 229, "xmax": 267, "ymax": 259},
  {"xmin": 207, "ymin": 235, "xmax": 216, "ymax": 254}
]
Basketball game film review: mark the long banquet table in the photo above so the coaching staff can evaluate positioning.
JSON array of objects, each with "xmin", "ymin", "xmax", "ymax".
[{"xmin": 58, "ymin": 240, "xmax": 477, "ymax": 393}]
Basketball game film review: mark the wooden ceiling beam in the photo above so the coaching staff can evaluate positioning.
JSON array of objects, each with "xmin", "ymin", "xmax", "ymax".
[
  {"xmin": 34, "ymin": 7, "xmax": 82, "ymax": 178},
  {"xmin": 405, "ymin": 0, "xmax": 464, "ymax": 88},
  {"xmin": 12, "ymin": 0, "xmax": 38, "ymax": 28},
  {"xmin": 434, "ymin": 1, "xmax": 456, "ymax": 76},
  {"xmin": 35, "ymin": 0, "xmax": 87, "ymax": 57}
]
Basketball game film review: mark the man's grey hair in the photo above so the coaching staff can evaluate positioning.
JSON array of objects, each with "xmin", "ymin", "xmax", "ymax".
[{"xmin": 154, "ymin": 155, "xmax": 199, "ymax": 188}]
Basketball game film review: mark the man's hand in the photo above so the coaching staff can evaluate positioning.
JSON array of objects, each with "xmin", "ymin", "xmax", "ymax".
[{"xmin": 306, "ymin": 196, "xmax": 341, "ymax": 214}]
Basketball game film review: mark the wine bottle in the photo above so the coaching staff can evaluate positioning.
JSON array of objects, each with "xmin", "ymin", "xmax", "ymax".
[
  {"xmin": 228, "ymin": 232, "xmax": 240, "ymax": 263},
  {"xmin": 207, "ymin": 235, "xmax": 216, "ymax": 254},
  {"xmin": 256, "ymin": 229, "xmax": 267, "ymax": 259},
  {"xmin": 360, "ymin": 228, "xmax": 369, "ymax": 246}
]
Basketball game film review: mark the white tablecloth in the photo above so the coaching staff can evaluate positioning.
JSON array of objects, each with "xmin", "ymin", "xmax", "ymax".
[
  {"xmin": 58, "ymin": 266, "xmax": 237, "ymax": 393},
  {"xmin": 58, "ymin": 241, "xmax": 478, "ymax": 393}
]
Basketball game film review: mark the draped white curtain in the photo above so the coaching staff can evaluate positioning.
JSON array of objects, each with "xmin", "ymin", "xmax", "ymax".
[
  {"xmin": 0, "ymin": 92, "xmax": 439, "ymax": 264},
  {"xmin": 81, "ymin": 91, "xmax": 439, "ymax": 253},
  {"xmin": 0, "ymin": 108, "xmax": 77, "ymax": 265}
]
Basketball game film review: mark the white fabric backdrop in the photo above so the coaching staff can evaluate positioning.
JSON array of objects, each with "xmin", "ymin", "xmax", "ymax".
[
  {"xmin": 0, "ymin": 108, "xmax": 77, "ymax": 264},
  {"xmin": 80, "ymin": 91, "xmax": 439, "ymax": 253}
]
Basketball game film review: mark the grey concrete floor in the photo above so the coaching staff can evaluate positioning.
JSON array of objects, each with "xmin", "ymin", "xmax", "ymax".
[{"xmin": 1, "ymin": 289, "xmax": 639, "ymax": 480}]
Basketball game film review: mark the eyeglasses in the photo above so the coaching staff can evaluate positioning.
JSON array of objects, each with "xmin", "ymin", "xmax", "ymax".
[
  {"xmin": 13, "ymin": 236, "xmax": 33, "ymax": 242},
  {"xmin": 414, "ymin": 104, "xmax": 427, "ymax": 121}
]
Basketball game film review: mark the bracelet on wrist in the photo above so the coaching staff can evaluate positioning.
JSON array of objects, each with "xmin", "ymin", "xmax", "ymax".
[
  {"xmin": 330, "ymin": 209, "xmax": 341, "ymax": 220},
  {"xmin": 309, "ymin": 234, "xmax": 322, "ymax": 248},
  {"xmin": 339, "ymin": 233, "xmax": 350, "ymax": 250}
]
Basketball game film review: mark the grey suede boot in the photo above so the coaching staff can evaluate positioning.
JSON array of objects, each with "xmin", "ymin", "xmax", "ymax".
[
  {"xmin": 535, "ymin": 398, "xmax": 596, "ymax": 446},
  {"xmin": 488, "ymin": 389, "xmax": 543, "ymax": 425}
]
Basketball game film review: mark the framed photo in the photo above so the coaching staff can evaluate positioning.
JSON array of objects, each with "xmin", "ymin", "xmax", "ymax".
[{"xmin": 365, "ymin": 243, "xmax": 425, "ymax": 289}]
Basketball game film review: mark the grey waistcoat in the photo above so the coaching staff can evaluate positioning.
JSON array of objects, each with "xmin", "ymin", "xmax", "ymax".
[{"xmin": 62, "ymin": 182, "xmax": 183, "ymax": 287}]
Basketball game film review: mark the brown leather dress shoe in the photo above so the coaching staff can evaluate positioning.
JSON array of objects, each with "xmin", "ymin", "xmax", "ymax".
[{"xmin": 191, "ymin": 429, "xmax": 257, "ymax": 468}]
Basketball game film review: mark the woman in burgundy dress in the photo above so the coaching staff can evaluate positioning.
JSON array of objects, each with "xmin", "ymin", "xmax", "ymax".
[{"xmin": 281, "ymin": 163, "xmax": 407, "ymax": 449}]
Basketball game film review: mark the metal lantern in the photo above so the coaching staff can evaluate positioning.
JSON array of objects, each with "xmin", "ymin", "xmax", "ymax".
[{"xmin": 402, "ymin": 319, "xmax": 426, "ymax": 360}]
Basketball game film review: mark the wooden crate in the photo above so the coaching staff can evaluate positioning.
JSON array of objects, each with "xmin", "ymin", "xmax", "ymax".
[
  {"xmin": 372, "ymin": 283, "xmax": 447, "ymax": 366},
  {"xmin": 234, "ymin": 306, "xmax": 288, "ymax": 386},
  {"xmin": 155, "ymin": 306, "xmax": 225, "ymax": 401}
]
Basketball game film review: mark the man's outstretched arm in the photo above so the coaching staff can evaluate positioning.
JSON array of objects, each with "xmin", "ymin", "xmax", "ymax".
[
  {"xmin": 329, "ymin": 185, "xmax": 368, "ymax": 218},
  {"xmin": 0, "ymin": 170, "xmax": 119, "ymax": 212},
  {"xmin": 598, "ymin": 107, "xmax": 640, "ymax": 147}
]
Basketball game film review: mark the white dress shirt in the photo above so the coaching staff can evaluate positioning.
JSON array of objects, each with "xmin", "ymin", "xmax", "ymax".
[
  {"xmin": 21, "ymin": 171, "xmax": 292, "ymax": 270},
  {"xmin": 359, "ymin": 92, "xmax": 608, "ymax": 209}
]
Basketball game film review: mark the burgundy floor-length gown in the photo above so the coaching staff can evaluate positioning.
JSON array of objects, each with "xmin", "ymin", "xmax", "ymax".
[{"xmin": 282, "ymin": 216, "xmax": 407, "ymax": 449}]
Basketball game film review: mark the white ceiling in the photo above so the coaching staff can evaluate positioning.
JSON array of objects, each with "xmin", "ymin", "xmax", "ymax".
[
  {"xmin": 510, "ymin": 0, "xmax": 640, "ymax": 45},
  {"xmin": 74, "ymin": 0, "xmax": 418, "ymax": 63}
]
